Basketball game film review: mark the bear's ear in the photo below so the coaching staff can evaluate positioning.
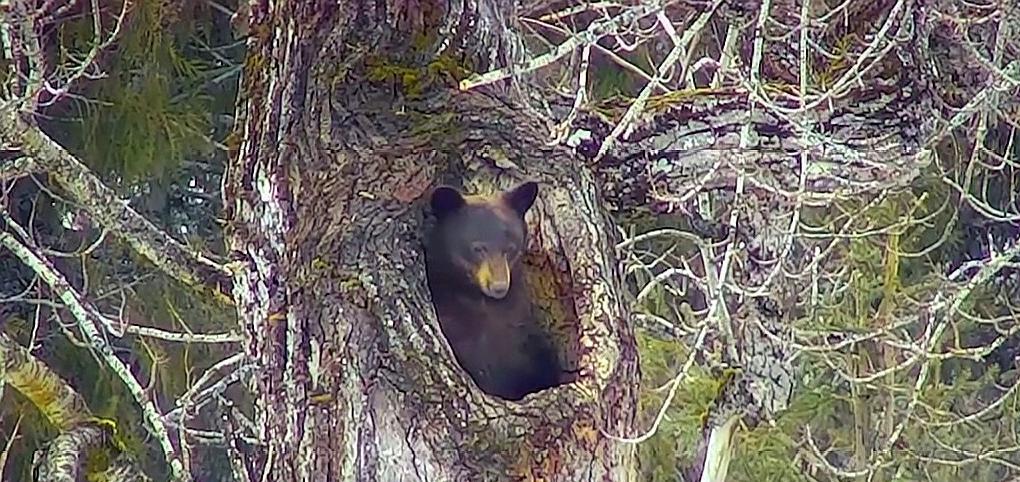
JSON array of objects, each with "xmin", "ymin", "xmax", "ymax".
[
  {"xmin": 503, "ymin": 181, "xmax": 539, "ymax": 218},
  {"xmin": 431, "ymin": 186, "xmax": 466, "ymax": 219}
]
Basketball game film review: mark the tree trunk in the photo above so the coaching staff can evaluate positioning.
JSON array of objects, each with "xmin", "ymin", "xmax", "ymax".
[{"xmin": 224, "ymin": 1, "xmax": 639, "ymax": 480}]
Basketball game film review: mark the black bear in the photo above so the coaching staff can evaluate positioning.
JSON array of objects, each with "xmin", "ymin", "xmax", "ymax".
[{"xmin": 424, "ymin": 181, "xmax": 562, "ymax": 401}]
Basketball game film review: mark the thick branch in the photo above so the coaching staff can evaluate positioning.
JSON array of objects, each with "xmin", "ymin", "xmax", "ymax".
[
  {"xmin": 581, "ymin": 78, "xmax": 934, "ymax": 217},
  {"xmin": 570, "ymin": 0, "xmax": 936, "ymax": 216},
  {"xmin": 0, "ymin": 331, "xmax": 153, "ymax": 481},
  {"xmin": 32, "ymin": 424, "xmax": 109, "ymax": 482},
  {"xmin": 31, "ymin": 423, "xmax": 153, "ymax": 482},
  {"xmin": 0, "ymin": 332, "xmax": 91, "ymax": 430}
]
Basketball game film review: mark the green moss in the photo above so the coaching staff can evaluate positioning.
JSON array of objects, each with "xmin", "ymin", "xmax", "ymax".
[
  {"xmin": 310, "ymin": 257, "xmax": 332, "ymax": 272},
  {"xmin": 364, "ymin": 52, "xmax": 471, "ymax": 99}
]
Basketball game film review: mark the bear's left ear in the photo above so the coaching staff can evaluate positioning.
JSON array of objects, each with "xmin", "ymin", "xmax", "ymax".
[
  {"xmin": 431, "ymin": 186, "xmax": 466, "ymax": 220},
  {"xmin": 503, "ymin": 181, "xmax": 539, "ymax": 218}
]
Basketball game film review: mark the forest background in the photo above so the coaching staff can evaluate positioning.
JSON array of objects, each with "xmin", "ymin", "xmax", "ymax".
[{"xmin": 1, "ymin": 0, "xmax": 1018, "ymax": 481}]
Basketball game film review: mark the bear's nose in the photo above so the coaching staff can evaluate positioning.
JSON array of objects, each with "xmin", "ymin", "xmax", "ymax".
[{"xmin": 488, "ymin": 281, "xmax": 509, "ymax": 299}]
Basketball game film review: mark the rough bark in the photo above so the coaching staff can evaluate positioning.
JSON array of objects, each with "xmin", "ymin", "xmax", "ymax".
[{"xmin": 225, "ymin": 1, "xmax": 638, "ymax": 480}]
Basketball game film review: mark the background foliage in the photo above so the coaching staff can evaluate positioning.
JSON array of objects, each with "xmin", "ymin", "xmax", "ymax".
[
  {"xmin": 2, "ymin": 1, "xmax": 240, "ymax": 480},
  {"xmin": 2, "ymin": 1, "xmax": 1017, "ymax": 481}
]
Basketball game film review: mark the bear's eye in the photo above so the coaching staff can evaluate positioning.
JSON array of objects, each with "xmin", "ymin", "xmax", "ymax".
[{"xmin": 471, "ymin": 243, "xmax": 486, "ymax": 256}]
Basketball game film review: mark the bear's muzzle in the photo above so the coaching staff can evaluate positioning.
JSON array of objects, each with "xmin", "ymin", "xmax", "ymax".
[{"xmin": 475, "ymin": 255, "xmax": 511, "ymax": 299}]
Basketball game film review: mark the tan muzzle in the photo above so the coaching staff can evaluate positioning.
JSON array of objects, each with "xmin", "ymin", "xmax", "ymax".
[{"xmin": 475, "ymin": 255, "xmax": 510, "ymax": 299}]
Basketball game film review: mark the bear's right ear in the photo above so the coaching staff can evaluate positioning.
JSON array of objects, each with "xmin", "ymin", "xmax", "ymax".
[
  {"xmin": 503, "ymin": 181, "xmax": 539, "ymax": 218},
  {"xmin": 431, "ymin": 186, "xmax": 466, "ymax": 220}
]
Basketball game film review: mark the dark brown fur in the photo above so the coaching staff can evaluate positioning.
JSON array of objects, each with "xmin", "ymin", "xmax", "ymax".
[{"xmin": 424, "ymin": 182, "xmax": 561, "ymax": 400}]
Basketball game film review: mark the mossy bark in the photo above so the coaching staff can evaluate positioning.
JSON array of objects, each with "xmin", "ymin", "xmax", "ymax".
[{"xmin": 224, "ymin": 1, "xmax": 639, "ymax": 480}]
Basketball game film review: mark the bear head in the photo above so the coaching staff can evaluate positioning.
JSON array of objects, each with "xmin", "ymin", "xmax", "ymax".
[{"xmin": 428, "ymin": 181, "xmax": 539, "ymax": 300}]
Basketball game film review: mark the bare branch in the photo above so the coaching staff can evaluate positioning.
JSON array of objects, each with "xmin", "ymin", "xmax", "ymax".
[
  {"xmin": 0, "ymin": 113, "xmax": 234, "ymax": 304},
  {"xmin": 0, "ymin": 209, "xmax": 186, "ymax": 481}
]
